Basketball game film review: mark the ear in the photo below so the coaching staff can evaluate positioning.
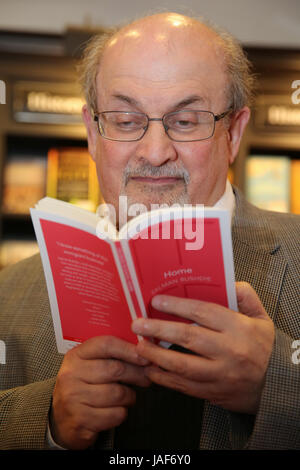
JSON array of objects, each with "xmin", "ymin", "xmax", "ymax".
[
  {"xmin": 82, "ymin": 104, "xmax": 98, "ymax": 161},
  {"xmin": 226, "ymin": 106, "xmax": 251, "ymax": 164}
]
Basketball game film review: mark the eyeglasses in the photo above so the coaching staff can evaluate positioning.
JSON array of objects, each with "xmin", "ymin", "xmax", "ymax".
[{"xmin": 93, "ymin": 108, "xmax": 232, "ymax": 142}]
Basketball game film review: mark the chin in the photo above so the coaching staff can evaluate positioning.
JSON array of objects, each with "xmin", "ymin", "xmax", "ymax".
[{"xmin": 125, "ymin": 189, "xmax": 191, "ymax": 210}]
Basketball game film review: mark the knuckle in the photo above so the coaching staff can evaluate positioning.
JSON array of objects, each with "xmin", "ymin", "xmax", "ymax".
[
  {"xmin": 110, "ymin": 407, "xmax": 128, "ymax": 426},
  {"xmin": 108, "ymin": 359, "xmax": 126, "ymax": 379},
  {"xmin": 110, "ymin": 383, "xmax": 129, "ymax": 403},
  {"xmin": 54, "ymin": 381, "xmax": 78, "ymax": 407},
  {"xmin": 167, "ymin": 374, "xmax": 189, "ymax": 394},
  {"xmin": 99, "ymin": 335, "xmax": 115, "ymax": 352},
  {"xmin": 57, "ymin": 364, "xmax": 74, "ymax": 383},
  {"xmin": 171, "ymin": 355, "xmax": 189, "ymax": 377},
  {"xmin": 189, "ymin": 303, "xmax": 206, "ymax": 325},
  {"xmin": 78, "ymin": 428, "xmax": 96, "ymax": 444},
  {"xmin": 233, "ymin": 344, "xmax": 249, "ymax": 366},
  {"xmin": 180, "ymin": 324, "xmax": 197, "ymax": 349}
]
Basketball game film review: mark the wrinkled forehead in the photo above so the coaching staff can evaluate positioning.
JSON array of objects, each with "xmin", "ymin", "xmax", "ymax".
[{"xmin": 96, "ymin": 17, "xmax": 228, "ymax": 107}]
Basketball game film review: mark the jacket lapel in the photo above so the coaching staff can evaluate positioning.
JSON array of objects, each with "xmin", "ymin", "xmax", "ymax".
[{"xmin": 232, "ymin": 187, "xmax": 287, "ymax": 322}]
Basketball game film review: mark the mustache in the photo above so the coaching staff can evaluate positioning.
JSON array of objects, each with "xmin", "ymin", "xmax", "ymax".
[{"xmin": 123, "ymin": 161, "xmax": 190, "ymax": 185}]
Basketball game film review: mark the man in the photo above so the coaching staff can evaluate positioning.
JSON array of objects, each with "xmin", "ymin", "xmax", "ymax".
[{"xmin": 0, "ymin": 12, "xmax": 299, "ymax": 450}]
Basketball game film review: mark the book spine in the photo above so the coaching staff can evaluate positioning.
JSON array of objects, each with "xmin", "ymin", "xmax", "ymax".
[{"xmin": 115, "ymin": 242, "xmax": 144, "ymax": 319}]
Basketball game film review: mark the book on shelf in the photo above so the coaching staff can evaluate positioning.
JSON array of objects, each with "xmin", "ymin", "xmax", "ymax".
[
  {"xmin": 31, "ymin": 198, "xmax": 237, "ymax": 354},
  {"xmin": 47, "ymin": 147, "xmax": 101, "ymax": 212},
  {"xmin": 291, "ymin": 159, "xmax": 300, "ymax": 214},
  {"xmin": 245, "ymin": 155, "xmax": 290, "ymax": 213},
  {"xmin": 227, "ymin": 166, "xmax": 234, "ymax": 184},
  {"xmin": 2, "ymin": 156, "xmax": 46, "ymax": 215}
]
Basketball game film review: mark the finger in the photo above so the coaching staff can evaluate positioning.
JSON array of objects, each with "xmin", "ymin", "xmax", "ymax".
[
  {"xmin": 144, "ymin": 366, "xmax": 260, "ymax": 413},
  {"xmin": 144, "ymin": 365, "xmax": 218, "ymax": 401},
  {"xmin": 63, "ymin": 356, "xmax": 151, "ymax": 387},
  {"xmin": 79, "ymin": 383, "xmax": 137, "ymax": 408},
  {"xmin": 54, "ymin": 404, "xmax": 129, "ymax": 449},
  {"xmin": 132, "ymin": 319, "xmax": 222, "ymax": 358},
  {"xmin": 236, "ymin": 282, "xmax": 270, "ymax": 320},
  {"xmin": 85, "ymin": 406, "xmax": 129, "ymax": 433},
  {"xmin": 136, "ymin": 339, "xmax": 218, "ymax": 382},
  {"xmin": 73, "ymin": 335, "xmax": 150, "ymax": 365},
  {"xmin": 151, "ymin": 295, "xmax": 236, "ymax": 331},
  {"xmin": 80, "ymin": 359, "xmax": 151, "ymax": 386}
]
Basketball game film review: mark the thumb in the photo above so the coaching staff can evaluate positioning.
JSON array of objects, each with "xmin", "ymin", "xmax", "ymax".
[{"xmin": 236, "ymin": 282, "xmax": 270, "ymax": 320}]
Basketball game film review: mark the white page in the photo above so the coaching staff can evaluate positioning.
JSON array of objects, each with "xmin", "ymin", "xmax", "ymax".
[{"xmin": 30, "ymin": 203, "xmax": 135, "ymax": 353}]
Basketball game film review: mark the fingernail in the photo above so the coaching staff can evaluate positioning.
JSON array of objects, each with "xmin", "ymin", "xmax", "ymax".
[
  {"xmin": 132, "ymin": 319, "xmax": 148, "ymax": 334},
  {"xmin": 151, "ymin": 295, "xmax": 167, "ymax": 309}
]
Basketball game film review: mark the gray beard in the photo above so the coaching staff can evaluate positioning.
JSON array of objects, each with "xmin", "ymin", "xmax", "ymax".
[{"xmin": 120, "ymin": 159, "xmax": 191, "ymax": 209}]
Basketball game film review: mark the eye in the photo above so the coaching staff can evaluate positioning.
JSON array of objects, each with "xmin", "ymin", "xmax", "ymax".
[
  {"xmin": 112, "ymin": 114, "xmax": 145, "ymax": 131},
  {"xmin": 167, "ymin": 112, "xmax": 199, "ymax": 130}
]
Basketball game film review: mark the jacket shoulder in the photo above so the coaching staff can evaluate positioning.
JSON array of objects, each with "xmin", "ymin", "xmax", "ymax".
[
  {"xmin": 232, "ymin": 186, "xmax": 300, "ymax": 257},
  {"xmin": 0, "ymin": 253, "xmax": 44, "ymax": 288}
]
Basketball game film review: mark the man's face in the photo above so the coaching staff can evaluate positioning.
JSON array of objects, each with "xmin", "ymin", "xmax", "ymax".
[{"xmin": 83, "ymin": 15, "xmax": 250, "ymax": 220}]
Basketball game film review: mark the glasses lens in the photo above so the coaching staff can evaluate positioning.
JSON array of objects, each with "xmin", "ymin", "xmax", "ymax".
[
  {"xmin": 98, "ymin": 112, "xmax": 147, "ymax": 141},
  {"xmin": 164, "ymin": 110, "xmax": 214, "ymax": 141}
]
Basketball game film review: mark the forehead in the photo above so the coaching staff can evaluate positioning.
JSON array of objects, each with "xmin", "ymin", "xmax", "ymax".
[{"xmin": 96, "ymin": 21, "xmax": 228, "ymax": 110}]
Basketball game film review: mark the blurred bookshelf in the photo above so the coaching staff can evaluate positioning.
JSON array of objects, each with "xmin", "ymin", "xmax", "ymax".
[
  {"xmin": 0, "ymin": 136, "xmax": 102, "ymax": 270},
  {"xmin": 233, "ymin": 48, "xmax": 300, "ymax": 216},
  {"xmin": 245, "ymin": 152, "xmax": 300, "ymax": 214},
  {"xmin": 0, "ymin": 27, "xmax": 106, "ymax": 269}
]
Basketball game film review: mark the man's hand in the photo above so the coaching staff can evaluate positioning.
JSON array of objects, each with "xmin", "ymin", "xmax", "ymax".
[
  {"xmin": 131, "ymin": 282, "xmax": 275, "ymax": 414},
  {"xmin": 50, "ymin": 336, "xmax": 151, "ymax": 450}
]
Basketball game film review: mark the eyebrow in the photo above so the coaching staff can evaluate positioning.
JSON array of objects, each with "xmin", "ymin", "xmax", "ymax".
[
  {"xmin": 111, "ymin": 93, "xmax": 206, "ymax": 111},
  {"xmin": 112, "ymin": 94, "xmax": 139, "ymax": 106},
  {"xmin": 172, "ymin": 95, "xmax": 206, "ymax": 110}
]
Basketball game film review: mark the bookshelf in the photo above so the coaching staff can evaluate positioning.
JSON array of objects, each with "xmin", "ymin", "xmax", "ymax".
[
  {"xmin": 244, "ymin": 150, "xmax": 300, "ymax": 214},
  {"xmin": 0, "ymin": 135, "xmax": 102, "ymax": 269},
  {"xmin": 0, "ymin": 29, "xmax": 104, "ymax": 269},
  {"xmin": 233, "ymin": 48, "xmax": 300, "ymax": 215}
]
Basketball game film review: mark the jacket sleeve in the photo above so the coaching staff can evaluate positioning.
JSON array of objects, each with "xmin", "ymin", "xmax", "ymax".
[
  {"xmin": 0, "ymin": 378, "xmax": 57, "ymax": 449},
  {"xmin": 0, "ymin": 255, "xmax": 63, "ymax": 449},
  {"xmin": 228, "ymin": 327, "xmax": 300, "ymax": 449}
]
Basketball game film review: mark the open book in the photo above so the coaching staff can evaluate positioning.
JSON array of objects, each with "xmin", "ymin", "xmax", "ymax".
[{"xmin": 30, "ymin": 198, "xmax": 237, "ymax": 354}]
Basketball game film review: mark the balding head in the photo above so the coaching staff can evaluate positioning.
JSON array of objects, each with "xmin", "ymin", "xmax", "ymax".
[
  {"xmin": 79, "ymin": 12, "xmax": 254, "ymax": 114},
  {"xmin": 81, "ymin": 11, "xmax": 251, "ymax": 212},
  {"xmin": 104, "ymin": 12, "xmax": 224, "ymax": 52}
]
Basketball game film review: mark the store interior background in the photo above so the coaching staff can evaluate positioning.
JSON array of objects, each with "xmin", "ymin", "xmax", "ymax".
[{"xmin": 0, "ymin": 0, "xmax": 299, "ymax": 268}]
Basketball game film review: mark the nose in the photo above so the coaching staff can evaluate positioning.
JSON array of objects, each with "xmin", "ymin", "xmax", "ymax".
[{"xmin": 135, "ymin": 118, "xmax": 178, "ymax": 166}]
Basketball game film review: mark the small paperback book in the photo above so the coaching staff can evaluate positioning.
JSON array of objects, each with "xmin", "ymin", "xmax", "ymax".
[{"xmin": 30, "ymin": 198, "xmax": 237, "ymax": 354}]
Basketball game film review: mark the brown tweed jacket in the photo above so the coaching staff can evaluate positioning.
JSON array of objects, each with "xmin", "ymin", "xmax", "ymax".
[{"xmin": 0, "ymin": 187, "xmax": 299, "ymax": 450}]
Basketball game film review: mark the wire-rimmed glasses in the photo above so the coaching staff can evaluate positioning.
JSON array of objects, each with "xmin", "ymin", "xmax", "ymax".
[{"xmin": 93, "ymin": 108, "xmax": 232, "ymax": 142}]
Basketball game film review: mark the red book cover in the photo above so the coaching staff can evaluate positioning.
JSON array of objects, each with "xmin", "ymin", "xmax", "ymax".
[
  {"xmin": 39, "ymin": 219, "xmax": 138, "ymax": 346},
  {"xmin": 31, "ymin": 199, "xmax": 236, "ymax": 354},
  {"xmin": 126, "ymin": 218, "xmax": 229, "ymax": 323}
]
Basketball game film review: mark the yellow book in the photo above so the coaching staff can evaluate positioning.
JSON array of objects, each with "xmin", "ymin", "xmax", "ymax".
[
  {"xmin": 227, "ymin": 167, "xmax": 234, "ymax": 184},
  {"xmin": 291, "ymin": 160, "xmax": 300, "ymax": 214},
  {"xmin": 245, "ymin": 156, "xmax": 290, "ymax": 213},
  {"xmin": 47, "ymin": 147, "xmax": 102, "ymax": 212},
  {"xmin": 2, "ymin": 157, "xmax": 46, "ymax": 214}
]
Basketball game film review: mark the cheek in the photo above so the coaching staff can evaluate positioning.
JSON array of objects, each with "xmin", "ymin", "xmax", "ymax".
[
  {"xmin": 179, "ymin": 141, "xmax": 214, "ymax": 177},
  {"xmin": 179, "ymin": 136, "xmax": 229, "ymax": 184},
  {"xmin": 95, "ymin": 140, "xmax": 133, "ymax": 200}
]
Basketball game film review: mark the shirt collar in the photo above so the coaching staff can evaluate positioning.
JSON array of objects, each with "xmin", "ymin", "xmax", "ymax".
[
  {"xmin": 213, "ymin": 179, "xmax": 235, "ymax": 223},
  {"xmin": 97, "ymin": 179, "xmax": 236, "ymax": 225}
]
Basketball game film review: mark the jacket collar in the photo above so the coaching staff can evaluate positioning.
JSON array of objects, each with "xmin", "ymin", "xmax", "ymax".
[
  {"xmin": 232, "ymin": 186, "xmax": 282, "ymax": 254},
  {"xmin": 231, "ymin": 186, "xmax": 287, "ymax": 320}
]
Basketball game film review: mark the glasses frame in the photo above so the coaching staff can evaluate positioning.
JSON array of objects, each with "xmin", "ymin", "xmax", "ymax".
[{"xmin": 93, "ymin": 108, "xmax": 233, "ymax": 142}]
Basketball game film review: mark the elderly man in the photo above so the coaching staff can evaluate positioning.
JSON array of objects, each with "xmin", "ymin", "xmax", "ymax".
[{"xmin": 0, "ymin": 13, "xmax": 299, "ymax": 450}]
